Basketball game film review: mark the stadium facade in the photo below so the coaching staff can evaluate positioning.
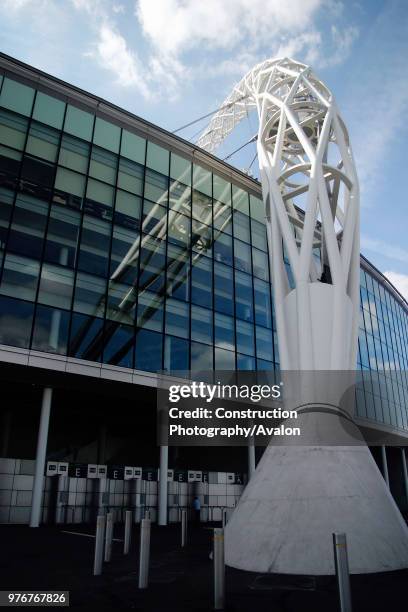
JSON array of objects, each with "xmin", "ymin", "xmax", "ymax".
[{"xmin": 0, "ymin": 53, "xmax": 407, "ymax": 527}]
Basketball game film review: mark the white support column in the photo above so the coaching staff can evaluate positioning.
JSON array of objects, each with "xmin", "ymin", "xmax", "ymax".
[
  {"xmin": 248, "ymin": 443, "xmax": 256, "ymax": 480},
  {"xmin": 30, "ymin": 387, "xmax": 53, "ymax": 528},
  {"xmin": 158, "ymin": 445, "xmax": 168, "ymax": 526},
  {"xmin": 381, "ymin": 445, "xmax": 389, "ymax": 488},
  {"xmin": 401, "ymin": 448, "xmax": 408, "ymax": 504}
]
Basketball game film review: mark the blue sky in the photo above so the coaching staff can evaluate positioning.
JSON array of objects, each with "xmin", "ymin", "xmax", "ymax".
[{"xmin": 0, "ymin": 0, "xmax": 407, "ymax": 298}]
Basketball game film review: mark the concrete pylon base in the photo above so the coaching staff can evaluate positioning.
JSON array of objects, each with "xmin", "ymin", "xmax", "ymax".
[{"xmin": 225, "ymin": 411, "xmax": 408, "ymax": 575}]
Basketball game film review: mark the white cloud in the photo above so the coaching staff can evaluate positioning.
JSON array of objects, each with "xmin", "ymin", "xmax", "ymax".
[
  {"xmin": 135, "ymin": 0, "xmax": 358, "ymax": 95},
  {"xmin": 89, "ymin": 24, "xmax": 151, "ymax": 98},
  {"xmin": 318, "ymin": 25, "xmax": 359, "ymax": 67},
  {"xmin": 136, "ymin": 0, "xmax": 323, "ymax": 56},
  {"xmin": 384, "ymin": 271, "xmax": 408, "ymax": 301}
]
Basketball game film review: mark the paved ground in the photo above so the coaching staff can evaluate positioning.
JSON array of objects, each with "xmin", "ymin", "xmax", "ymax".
[{"xmin": 0, "ymin": 523, "xmax": 407, "ymax": 610}]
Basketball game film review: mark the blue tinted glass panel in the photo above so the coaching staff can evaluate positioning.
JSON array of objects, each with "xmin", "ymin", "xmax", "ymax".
[
  {"xmin": 0, "ymin": 78, "xmax": 35, "ymax": 116},
  {"xmin": 0, "ymin": 296, "xmax": 34, "ymax": 348},
  {"xmin": 191, "ymin": 341, "xmax": 213, "ymax": 372},
  {"xmin": 121, "ymin": 130, "xmax": 145, "ymax": 164},
  {"xmin": 32, "ymin": 304, "xmax": 70, "ymax": 355},
  {"xmin": 191, "ymin": 256, "xmax": 212, "ymax": 308},
  {"xmin": 164, "ymin": 335, "xmax": 189, "ymax": 371},
  {"xmin": 93, "ymin": 117, "xmax": 120, "ymax": 153},
  {"xmin": 103, "ymin": 323, "xmax": 134, "ymax": 368},
  {"xmin": 69, "ymin": 313, "xmax": 104, "ymax": 361},
  {"xmin": 64, "ymin": 105, "xmax": 94, "ymax": 141},
  {"xmin": 135, "ymin": 329, "xmax": 162, "ymax": 371},
  {"xmin": 33, "ymin": 92, "xmax": 66, "ymax": 129}
]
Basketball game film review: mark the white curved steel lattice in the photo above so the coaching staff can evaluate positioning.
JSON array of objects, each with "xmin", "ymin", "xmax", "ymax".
[
  {"xmin": 198, "ymin": 57, "xmax": 360, "ymax": 372},
  {"xmin": 197, "ymin": 58, "xmax": 408, "ymax": 576}
]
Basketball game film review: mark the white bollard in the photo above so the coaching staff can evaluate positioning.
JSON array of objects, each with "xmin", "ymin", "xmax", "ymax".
[
  {"xmin": 104, "ymin": 512, "xmax": 114, "ymax": 563},
  {"xmin": 213, "ymin": 528, "xmax": 225, "ymax": 610},
  {"xmin": 138, "ymin": 518, "xmax": 151, "ymax": 589},
  {"xmin": 181, "ymin": 509, "xmax": 187, "ymax": 548},
  {"xmin": 333, "ymin": 533, "xmax": 353, "ymax": 612},
  {"xmin": 93, "ymin": 515, "xmax": 106, "ymax": 575},
  {"xmin": 124, "ymin": 510, "xmax": 132, "ymax": 555}
]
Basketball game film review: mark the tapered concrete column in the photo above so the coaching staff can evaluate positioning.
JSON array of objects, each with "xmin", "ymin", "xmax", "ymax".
[
  {"xmin": 381, "ymin": 445, "xmax": 389, "ymax": 488},
  {"xmin": 158, "ymin": 445, "xmax": 168, "ymax": 526},
  {"xmin": 248, "ymin": 443, "xmax": 256, "ymax": 480},
  {"xmin": 401, "ymin": 448, "xmax": 408, "ymax": 504},
  {"xmin": 1, "ymin": 408, "xmax": 12, "ymax": 457},
  {"xmin": 30, "ymin": 387, "xmax": 52, "ymax": 527}
]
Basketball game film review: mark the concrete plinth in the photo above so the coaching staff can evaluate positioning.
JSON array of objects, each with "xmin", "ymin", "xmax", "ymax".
[{"xmin": 225, "ymin": 409, "xmax": 408, "ymax": 575}]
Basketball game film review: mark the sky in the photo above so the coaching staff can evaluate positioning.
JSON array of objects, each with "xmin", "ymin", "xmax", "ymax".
[{"xmin": 0, "ymin": 0, "xmax": 407, "ymax": 300}]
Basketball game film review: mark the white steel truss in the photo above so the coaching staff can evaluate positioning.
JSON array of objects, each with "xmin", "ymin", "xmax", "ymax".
[
  {"xmin": 196, "ymin": 58, "xmax": 408, "ymax": 576},
  {"xmin": 198, "ymin": 57, "xmax": 360, "ymax": 372}
]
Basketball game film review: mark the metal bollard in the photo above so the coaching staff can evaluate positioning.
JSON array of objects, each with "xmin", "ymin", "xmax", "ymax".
[
  {"xmin": 104, "ymin": 512, "xmax": 114, "ymax": 562},
  {"xmin": 181, "ymin": 509, "xmax": 187, "ymax": 548},
  {"xmin": 333, "ymin": 533, "xmax": 353, "ymax": 612},
  {"xmin": 124, "ymin": 510, "xmax": 132, "ymax": 555},
  {"xmin": 93, "ymin": 515, "xmax": 106, "ymax": 575},
  {"xmin": 138, "ymin": 518, "xmax": 151, "ymax": 589},
  {"xmin": 213, "ymin": 528, "xmax": 225, "ymax": 610}
]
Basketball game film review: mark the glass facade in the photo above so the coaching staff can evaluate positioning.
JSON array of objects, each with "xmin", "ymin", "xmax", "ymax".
[{"xmin": 0, "ymin": 72, "xmax": 407, "ymax": 432}]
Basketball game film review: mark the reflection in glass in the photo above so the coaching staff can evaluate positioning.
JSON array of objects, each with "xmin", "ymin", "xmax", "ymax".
[
  {"xmin": 78, "ymin": 215, "xmax": 111, "ymax": 277},
  {"xmin": 32, "ymin": 304, "xmax": 70, "ymax": 354},
  {"xmin": 215, "ymin": 312, "xmax": 234, "ymax": 351},
  {"xmin": 214, "ymin": 232, "xmax": 232, "ymax": 266},
  {"xmin": 164, "ymin": 334, "xmax": 189, "ymax": 371},
  {"xmin": 69, "ymin": 312, "xmax": 104, "ymax": 361},
  {"xmin": 236, "ymin": 319, "xmax": 254, "ymax": 356},
  {"xmin": 191, "ymin": 256, "xmax": 212, "ymax": 308},
  {"xmin": 214, "ymin": 262, "xmax": 233, "ymax": 315},
  {"xmin": 26, "ymin": 122, "xmax": 60, "ymax": 163},
  {"xmin": 256, "ymin": 326, "xmax": 273, "ymax": 360},
  {"xmin": 118, "ymin": 157, "xmax": 144, "ymax": 195},
  {"xmin": 167, "ymin": 243, "xmax": 189, "ymax": 301},
  {"xmin": 0, "ymin": 110, "xmax": 28, "ymax": 150},
  {"xmin": 139, "ymin": 235, "xmax": 165, "ymax": 293},
  {"xmin": 0, "ymin": 253, "xmax": 40, "ymax": 301},
  {"xmin": 144, "ymin": 168, "xmax": 169, "ymax": 203},
  {"xmin": 0, "ymin": 296, "xmax": 34, "ymax": 348},
  {"xmin": 165, "ymin": 298, "xmax": 189, "ymax": 339},
  {"xmin": 59, "ymin": 135, "xmax": 90, "ymax": 174},
  {"xmin": 137, "ymin": 290, "xmax": 163, "ymax": 332},
  {"xmin": 215, "ymin": 347, "xmax": 235, "ymax": 369},
  {"xmin": 191, "ymin": 341, "xmax": 213, "ymax": 372},
  {"xmin": 7, "ymin": 194, "xmax": 49, "ymax": 259},
  {"xmin": 106, "ymin": 280, "xmax": 136, "ymax": 325},
  {"xmin": 135, "ymin": 328, "xmax": 162, "ymax": 371},
  {"xmin": 235, "ymin": 270, "xmax": 253, "ymax": 322},
  {"xmin": 191, "ymin": 305, "xmax": 213, "ymax": 345},
  {"xmin": 110, "ymin": 225, "xmax": 139, "ymax": 283},
  {"xmin": 44, "ymin": 205, "xmax": 81, "ymax": 268},
  {"xmin": 103, "ymin": 322, "xmax": 134, "ymax": 368},
  {"xmin": 37, "ymin": 263, "xmax": 74, "ymax": 310},
  {"xmin": 89, "ymin": 146, "xmax": 117, "ymax": 184},
  {"xmin": 73, "ymin": 272, "xmax": 106, "ymax": 317}
]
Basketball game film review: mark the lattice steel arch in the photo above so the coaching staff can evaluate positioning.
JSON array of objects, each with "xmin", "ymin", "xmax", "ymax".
[{"xmin": 198, "ymin": 57, "xmax": 360, "ymax": 372}]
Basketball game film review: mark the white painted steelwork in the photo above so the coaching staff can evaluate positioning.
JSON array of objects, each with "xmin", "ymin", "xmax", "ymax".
[
  {"xmin": 197, "ymin": 58, "xmax": 408, "ymax": 575},
  {"xmin": 198, "ymin": 57, "xmax": 359, "ymax": 372}
]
